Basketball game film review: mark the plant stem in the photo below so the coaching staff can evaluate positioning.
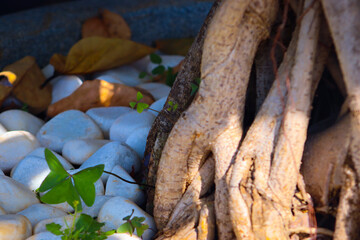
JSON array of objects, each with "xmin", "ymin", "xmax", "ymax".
[{"xmin": 103, "ymin": 170, "xmax": 155, "ymax": 188}]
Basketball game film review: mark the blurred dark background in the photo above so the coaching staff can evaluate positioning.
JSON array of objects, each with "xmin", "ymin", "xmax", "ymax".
[{"xmin": 1, "ymin": 0, "xmax": 76, "ymax": 15}]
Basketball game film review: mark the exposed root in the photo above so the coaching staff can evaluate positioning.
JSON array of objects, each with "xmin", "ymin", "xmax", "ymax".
[{"xmin": 153, "ymin": 1, "xmax": 278, "ymax": 239}]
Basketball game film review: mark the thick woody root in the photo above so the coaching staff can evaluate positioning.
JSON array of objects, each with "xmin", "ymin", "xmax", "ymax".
[
  {"xmin": 155, "ymin": 157, "xmax": 214, "ymax": 239},
  {"xmin": 228, "ymin": 1, "xmax": 323, "ymax": 238},
  {"xmin": 154, "ymin": 0, "xmax": 278, "ymax": 238},
  {"xmin": 321, "ymin": 0, "xmax": 360, "ymax": 238},
  {"xmin": 301, "ymin": 115, "xmax": 351, "ymax": 210},
  {"xmin": 145, "ymin": 0, "xmax": 222, "ymax": 214}
]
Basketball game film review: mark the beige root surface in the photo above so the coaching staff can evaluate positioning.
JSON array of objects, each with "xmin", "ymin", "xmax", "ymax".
[
  {"xmin": 153, "ymin": 0, "xmax": 278, "ymax": 239},
  {"xmin": 228, "ymin": 0, "xmax": 322, "ymax": 238}
]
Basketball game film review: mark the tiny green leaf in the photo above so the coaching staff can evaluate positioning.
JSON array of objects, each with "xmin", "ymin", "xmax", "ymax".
[
  {"xmin": 152, "ymin": 65, "xmax": 165, "ymax": 75},
  {"xmin": 46, "ymin": 222, "xmax": 63, "ymax": 235},
  {"xmin": 173, "ymin": 103, "xmax": 178, "ymax": 111},
  {"xmin": 72, "ymin": 165, "xmax": 104, "ymax": 207},
  {"xmin": 136, "ymin": 92, "xmax": 143, "ymax": 101},
  {"xmin": 129, "ymin": 102, "xmax": 136, "ymax": 109},
  {"xmin": 40, "ymin": 178, "xmax": 82, "ymax": 211},
  {"xmin": 75, "ymin": 214, "xmax": 93, "ymax": 232},
  {"xmin": 117, "ymin": 222, "xmax": 134, "ymax": 235},
  {"xmin": 168, "ymin": 101, "xmax": 173, "ymax": 106},
  {"xmin": 138, "ymin": 71, "xmax": 147, "ymax": 79},
  {"xmin": 136, "ymin": 224, "xmax": 149, "ymax": 237},
  {"xmin": 38, "ymin": 149, "xmax": 69, "ymax": 192},
  {"xmin": 195, "ymin": 77, "xmax": 201, "ymax": 85},
  {"xmin": 191, "ymin": 83, "xmax": 199, "ymax": 96},
  {"xmin": 150, "ymin": 53, "xmax": 162, "ymax": 64},
  {"xmin": 136, "ymin": 102, "xmax": 149, "ymax": 113}
]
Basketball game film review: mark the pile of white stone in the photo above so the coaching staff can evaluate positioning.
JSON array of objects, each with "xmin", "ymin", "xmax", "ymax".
[{"xmin": 0, "ymin": 54, "xmax": 184, "ymax": 240}]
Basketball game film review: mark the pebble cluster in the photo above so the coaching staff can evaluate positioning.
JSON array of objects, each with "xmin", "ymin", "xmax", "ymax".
[{"xmin": 0, "ymin": 54, "xmax": 184, "ymax": 240}]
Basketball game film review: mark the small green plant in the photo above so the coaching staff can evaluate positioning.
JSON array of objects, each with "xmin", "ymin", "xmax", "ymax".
[
  {"xmin": 37, "ymin": 149, "xmax": 104, "ymax": 211},
  {"xmin": 191, "ymin": 77, "xmax": 201, "ymax": 96},
  {"xmin": 116, "ymin": 209, "xmax": 149, "ymax": 237},
  {"xmin": 130, "ymin": 91, "xmax": 178, "ymax": 114},
  {"xmin": 139, "ymin": 53, "xmax": 178, "ymax": 87},
  {"xmin": 38, "ymin": 148, "xmax": 150, "ymax": 239},
  {"xmin": 46, "ymin": 201, "xmax": 115, "ymax": 240}
]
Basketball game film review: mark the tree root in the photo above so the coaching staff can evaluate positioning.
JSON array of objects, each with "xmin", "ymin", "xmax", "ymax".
[{"xmin": 153, "ymin": 0, "xmax": 278, "ymax": 239}]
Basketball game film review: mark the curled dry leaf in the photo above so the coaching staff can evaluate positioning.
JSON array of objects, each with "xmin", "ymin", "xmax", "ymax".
[
  {"xmin": 1, "ymin": 56, "xmax": 51, "ymax": 113},
  {"xmin": 47, "ymin": 79, "xmax": 154, "ymax": 117},
  {"xmin": 50, "ymin": 37, "xmax": 155, "ymax": 74},
  {"xmin": 82, "ymin": 9, "xmax": 131, "ymax": 40}
]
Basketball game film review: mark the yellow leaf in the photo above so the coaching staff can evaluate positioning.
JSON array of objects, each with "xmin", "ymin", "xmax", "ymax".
[{"xmin": 50, "ymin": 37, "xmax": 155, "ymax": 74}]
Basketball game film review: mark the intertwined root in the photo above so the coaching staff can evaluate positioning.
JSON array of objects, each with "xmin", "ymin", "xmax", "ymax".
[
  {"xmin": 151, "ymin": 0, "xmax": 360, "ymax": 239},
  {"xmin": 154, "ymin": 0, "xmax": 278, "ymax": 239}
]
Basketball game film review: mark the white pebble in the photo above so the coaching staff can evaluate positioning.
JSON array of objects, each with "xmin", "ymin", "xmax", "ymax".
[
  {"xmin": 106, "ymin": 165, "xmax": 145, "ymax": 206},
  {"xmin": 36, "ymin": 110, "xmax": 103, "ymax": 153},
  {"xmin": 0, "ymin": 176, "xmax": 39, "ymax": 213},
  {"xmin": 98, "ymin": 197, "xmax": 156, "ymax": 240},
  {"xmin": 0, "ymin": 131, "xmax": 40, "ymax": 171},
  {"xmin": 86, "ymin": 107, "xmax": 132, "ymax": 138},
  {"xmin": 62, "ymin": 139, "xmax": 110, "ymax": 165},
  {"xmin": 109, "ymin": 111, "xmax": 155, "ymax": 143},
  {"xmin": 80, "ymin": 142, "xmax": 140, "ymax": 182},
  {"xmin": 50, "ymin": 75, "xmax": 82, "ymax": 104}
]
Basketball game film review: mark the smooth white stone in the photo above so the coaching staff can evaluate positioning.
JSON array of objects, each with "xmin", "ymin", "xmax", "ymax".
[
  {"xmin": 86, "ymin": 107, "xmax": 132, "ymax": 138},
  {"xmin": 17, "ymin": 204, "xmax": 67, "ymax": 227},
  {"xmin": 25, "ymin": 147, "xmax": 71, "ymax": 166},
  {"xmin": 95, "ymin": 74, "xmax": 124, "ymax": 85},
  {"xmin": 148, "ymin": 97, "xmax": 167, "ymax": 116},
  {"xmin": 26, "ymin": 231, "xmax": 61, "ymax": 240},
  {"xmin": 82, "ymin": 195, "xmax": 112, "ymax": 218},
  {"xmin": 12, "ymin": 147, "xmax": 73, "ymax": 178},
  {"xmin": 0, "ymin": 124, "xmax": 6, "ymax": 136},
  {"xmin": 50, "ymin": 75, "xmax": 83, "ymax": 104},
  {"xmin": 0, "ymin": 110, "xmax": 44, "ymax": 136},
  {"xmin": 107, "ymin": 233, "xmax": 141, "ymax": 240},
  {"xmin": 98, "ymin": 197, "xmax": 156, "ymax": 240},
  {"xmin": 106, "ymin": 165, "xmax": 145, "ymax": 206},
  {"xmin": 146, "ymin": 55, "xmax": 184, "ymax": 74},
  {"xmin": 80, "ymin": 142, "xmax": 140, "ymax": 182},
  {"xmin": 0, "ymin": 131, "xmax": 40, "ymax": 171},
  {"xmin": 0, "ymin": 176, "xmax": 39, "ymax": 213},
  {"xmin": 131, "ymin": 56, "xmax": 151, "ymax": 72},
  {"xmin": 125, "ymin": 127, "xmax": 151, "ymax": 158},
  {"xmin": 109, "ymin": 111, "xmax": 155, "ymax": 143},
  {"xmin": 62, "ymin": 139, "xmax": 110, "ymax": 165},
  {"xmin": 137, "ymin": 83, "xmax": 170, "ymax": 100},
  {"xmin": 0, "ymin": 169, "xmax": 4, "ymax": 176},
  {"xmin": 34, "ymin": 214, "xmax": 79, "ymax": 234},
  {"xmin": 97, "ymin": 65, "xmax": 143, "ymax": 86},
  {"xmin": 49, "ymin": 202, "xmax": 73, "ymax": 213},
  {"xmin": 36, "ymin": 110, "xmax": 103, "ymax": 153},
  {"xmin": 0, "ymin": 214, "xmax": 32, "ymax": 240},
  {"xmin": 11, "ymin": 155, "xmax": 73, "ymax": 191},
  {"xmin": 41, "ymin": 64, "xmax": 55, "ymax": 79}
]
